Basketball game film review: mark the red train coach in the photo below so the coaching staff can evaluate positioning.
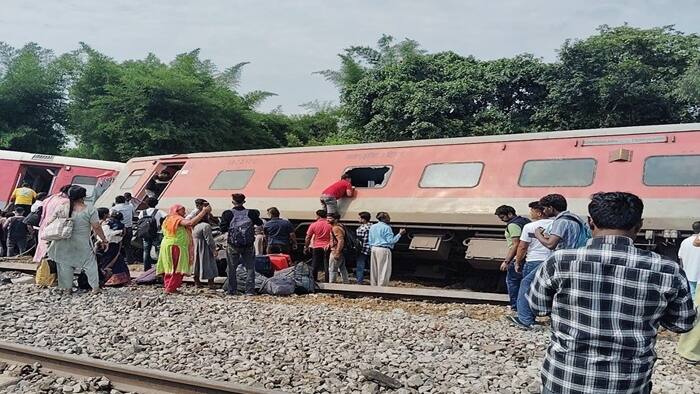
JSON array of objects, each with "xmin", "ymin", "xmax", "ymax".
[
  {"xmin": 96, "ymin": 123, "xmax": 700, "ymax": 286},
  {"xmin": 0, "ymin": 150, "xmax": 124, "ymax": 210}
]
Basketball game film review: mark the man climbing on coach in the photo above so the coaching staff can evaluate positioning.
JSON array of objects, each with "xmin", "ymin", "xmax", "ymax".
[{"xmin": 320, "ymin": 173, "xmax": 354, "ymax": 215}]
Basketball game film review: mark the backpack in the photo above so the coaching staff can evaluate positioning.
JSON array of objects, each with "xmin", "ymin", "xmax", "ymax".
[
  {"xmin": 341, "ymin": 224, "xmax": 362, "ymax": 258},
  {"xmin": 559, "ymin": 213, "xmax": 592, "ymax": 248},
  {"xmin": 228, "ymin": 209, "xmax": 254, "ymax": 248},
  {"xmin": 136, "ymin": 209, "xmax": 158, "ymax": 241}
]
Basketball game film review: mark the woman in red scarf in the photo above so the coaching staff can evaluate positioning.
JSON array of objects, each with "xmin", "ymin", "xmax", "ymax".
[{"xmin": 157, "ymin": 203, "xmax": 211, "ymax": 293}]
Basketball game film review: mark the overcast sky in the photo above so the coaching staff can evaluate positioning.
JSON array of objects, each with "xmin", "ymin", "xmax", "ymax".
[{"xmin": 2, "ymin": 0, "xmax": 698, "ymax": 113}]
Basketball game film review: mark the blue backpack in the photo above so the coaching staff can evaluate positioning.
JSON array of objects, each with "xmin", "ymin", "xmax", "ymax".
[
  {"xmin": 559, "ymin": 213, "xmax": 592, "ymax": 248},
  {"xmin": 228, "ymin": 209, "xmax": 254, "ymax": 248}
]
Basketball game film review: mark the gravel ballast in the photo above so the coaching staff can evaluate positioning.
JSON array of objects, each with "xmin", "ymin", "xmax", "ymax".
[{"xmin": 0, "ymin": 284, "xmax": 696, "ymax": 393}]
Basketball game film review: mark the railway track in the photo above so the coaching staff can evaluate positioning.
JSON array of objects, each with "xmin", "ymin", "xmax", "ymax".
[
  {"xmin": 0, "ymin": 260, "xmax": 508, "ymax": 304},
  {"xmin": 0, "ymin": 341, "xmax": 282, "ymax": 394}
]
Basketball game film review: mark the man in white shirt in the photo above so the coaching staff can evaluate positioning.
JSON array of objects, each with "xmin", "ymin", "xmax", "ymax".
[
  {"xmin": 678, "ymin": 221, "xmax": 700, "ymax": 299},
  {"xmin": 185, "ymin": 199, "xmax": 206, "ymax": 220},
  {"xmin": 137, "ymin": 197, "xmax": 167, "ymax": 271},
  {"xmin": 111, "ymin": 195, "xmax": 135, "ymax": 263},
  {"xmin": 510, "ymin": 201, "xmax": 554, "ymax": 330}
]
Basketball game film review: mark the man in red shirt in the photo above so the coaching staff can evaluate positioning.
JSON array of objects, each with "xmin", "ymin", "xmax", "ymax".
[
  {"xmin": 320, "ymin": 173, "xmax": 355, "ymax": 215},
  {"xmin": 304, "ymin": 209, "xmax": 333, "ymax": 282}
]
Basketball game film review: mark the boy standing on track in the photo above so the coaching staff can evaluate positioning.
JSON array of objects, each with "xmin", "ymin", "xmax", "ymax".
[
  {"xmin": 509, "ymin": 201, "xmax": 553, "ymax": 330},
  {"xmin": 494, "ymin": 205, "xmax": 530, "ymax": 311},
  {"xmin": 320, "ymin": 173, "xmax": 354, "ymax": 215},
  {"xmin": 528, "ymin": 192, "xmax": 696, "ymax": 394}
]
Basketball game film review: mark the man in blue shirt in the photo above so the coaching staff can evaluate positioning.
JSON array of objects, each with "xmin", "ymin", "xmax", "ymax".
[{"xmin": 368, "ymin": 212, "xmax": 406, "ymax": 286}]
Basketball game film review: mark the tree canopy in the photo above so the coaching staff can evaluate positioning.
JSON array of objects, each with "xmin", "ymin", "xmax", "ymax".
[{"xmin": 0, "ymin": 25, "xmax": 698, "ymax": 160}]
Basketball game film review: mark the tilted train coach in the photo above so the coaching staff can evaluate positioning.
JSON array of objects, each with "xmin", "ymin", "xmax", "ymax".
[
  {"xmin": 96, "ymin": 123, "xmax": 700, "ymax": 289},
  {"xmin": 0, "ymin": 150, "xmax": 124, "ymax": 210}
]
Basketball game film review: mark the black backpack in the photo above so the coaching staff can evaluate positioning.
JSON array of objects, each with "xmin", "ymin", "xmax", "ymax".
[
  {"xmin": 228, "ymin": 209, "xmax": 254, "ymax": 248},
  {"xmin": 136, "ymin": 210, "xmax": 158, "ymax": 241}
]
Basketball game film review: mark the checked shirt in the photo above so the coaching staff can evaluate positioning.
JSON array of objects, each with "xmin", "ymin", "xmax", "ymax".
[
  {"xmin": 527, "ymin": 235, "xmax": 696, "ymax": 394},
  {"xmin": 356, "ymin": 223, "xmax": 371, "ymax": 255}
]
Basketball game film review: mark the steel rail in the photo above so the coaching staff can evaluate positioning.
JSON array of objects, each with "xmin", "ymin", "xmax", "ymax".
[
  {"xmin": 0, "ymin": 260, "xmax": 508, "ymax": 304},
  {"xmin": 0, "ymin": 341, "xmax": 284, "ymax": 394}
]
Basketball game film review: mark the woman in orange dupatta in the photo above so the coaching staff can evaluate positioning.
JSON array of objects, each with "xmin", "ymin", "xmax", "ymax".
[{"xmin": 157, "ymin": 204, "xmax": 210, "ymax": 293}]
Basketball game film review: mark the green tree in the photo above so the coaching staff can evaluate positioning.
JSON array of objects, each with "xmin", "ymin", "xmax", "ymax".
[
  {"xmin": 67, "ymin": 47, "xmax": 279, "ymax": 162},
  {"xmin": 542, "ymin": 25, "xmax": 700, "ymax": 129},
  {"xmin": 0, "ymin": 42, "xmax": 68, "ymax": 153}
]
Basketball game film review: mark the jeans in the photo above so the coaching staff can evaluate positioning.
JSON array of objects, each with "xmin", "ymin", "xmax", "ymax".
[
  {"xmin": 355, "ymin": 253, "xmax": 368, "ymax": 284},
  {"xmin": 142, "ymin": 238, "xmax": 157, "ymax": 271},
  {"xmin": 320, "ymin": 196, "xmax": 338, "ymax": 215},
  {"xmin": 227, "ymin": 245, "xmax": 255, "ymax": 295},
  {"xmin": 311, "ymin": 247, "xmax": 329, "ymax": 282},
  {"xmin": 517, "ymin": 260, "xmax": 544, "ymax": 326},
  {"xmin": 506, "ymin": 263, "xmax": 523, "ymax": 310},
  {"xmin": 329, "ymin": 253, "xmax": 349, "ymax": 283},
  {"xmin": 690, "ymin": 281, "xmax": 698, "ymax": 299},
  {"xmin": 6, "ymin": 237, "xmax": 27, "ymax": 257}
]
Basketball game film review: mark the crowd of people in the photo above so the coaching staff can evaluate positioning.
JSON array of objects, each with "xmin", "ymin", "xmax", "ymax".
[
  {"xmin": 495, "ymin": 192, "xmax": 699, "ymax": 393},
  {"xmin": 2, "ymin": 175, "xmax": 699, "ymax": 394}
]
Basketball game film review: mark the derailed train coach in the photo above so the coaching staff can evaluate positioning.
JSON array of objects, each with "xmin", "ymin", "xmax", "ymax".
[
  {"xmin": 0, "ymin": 150, "xmax": 124, "ymax": 210},
  {"xmin": 96, "ymin": 123, "xmax": 700, "ymax": 289}
]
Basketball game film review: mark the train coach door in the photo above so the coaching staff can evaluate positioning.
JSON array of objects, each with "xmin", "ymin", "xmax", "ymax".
[
  {"xmin": 142, "ymin": 162, "xmax": 185, "ymax": 200},
  {"xmin": 17, "ymin": 164, "xmax": 61, "ymax": 195}
]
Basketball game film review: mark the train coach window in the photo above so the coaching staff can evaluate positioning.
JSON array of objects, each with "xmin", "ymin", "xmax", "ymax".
[
  {"xmin": 121, "ymin": 169, "xmax": 145, "ymax": 189},
  {"xmin": 71, "ymin": 176, "xmax": 97, "ymax": 197},
  {"xmin": 210, "ymin": 169, "xmax": 254, "ymax": 190},
  {"xmin": 644, "ymin": 155, "xmax": 700, "ymax": 186},
  {"xmin": 269, "ymin": 168, "xmax": 318, "ymax": 189},
  {"xmin": 345, "ymin": 166, "xmax": 392, "ymax": 188},
  {"xmin": 519, "ymin": 158, "xmax": 596, "ymax": 187},
  {"xmin": 420, "ymin": 162, "xmax": 483, "ymax": 188}
]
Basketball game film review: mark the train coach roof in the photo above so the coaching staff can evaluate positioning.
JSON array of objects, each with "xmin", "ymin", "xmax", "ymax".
[
  {"xmin": 0, "ymin": 150, "xmax": 124, "ymax": 170},
  {"xmin": 128, "ymin": 122, "xmax": 700, "ymax": 163}
]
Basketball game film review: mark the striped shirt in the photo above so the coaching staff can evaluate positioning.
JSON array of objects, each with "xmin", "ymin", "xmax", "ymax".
[{"xmin": 527, "ymin": 235, "xmax": 696, "ymax": 394}]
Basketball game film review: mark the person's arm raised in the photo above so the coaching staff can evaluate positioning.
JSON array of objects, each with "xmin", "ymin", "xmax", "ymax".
[{"xmin": 180, "ymin": 206, "xmax": 211, "ymax": 227}]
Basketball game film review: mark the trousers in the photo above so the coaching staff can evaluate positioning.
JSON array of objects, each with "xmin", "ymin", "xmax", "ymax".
[
  {"xmin": 163, "ymin": 245, "xmax": 183, "ymax": 293},
  {"xmin": 505, "ymin": 263, "xmax": 523, "ymax": 310},
  {"xmin": 370, "ymin": 247, "xmax": 392, "ymax": 286},
  {"xmin": 311, "ymin": 247, "xmax": 329, "ymax": 282},
  {"xmin": 328, "ymin": 253, "xmax": 349, "ymax": 283},
  {"xmin": 320, "ymin": 196, "xmax": 338, "ymax": 215},
  {"xmin": 227, "ymin": 245, "xmax": 255, "ymax": 294},
  {"xmin": 355, "ymin": 253, "xmax": 369, "ymax": 284},
  {"xmin": 517, "ymin": 260, "xmax": 544, "ymax": 326}
]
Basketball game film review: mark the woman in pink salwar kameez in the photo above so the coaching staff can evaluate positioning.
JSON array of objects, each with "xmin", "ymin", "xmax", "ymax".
[{"xmin": 33, "ymin": 184, "xmax": 71, "ymax": 263}]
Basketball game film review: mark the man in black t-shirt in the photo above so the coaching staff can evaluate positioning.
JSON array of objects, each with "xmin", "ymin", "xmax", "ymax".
[{"xmin": 263, "ymin": 207, "xmax": 297, "ymax": 255}]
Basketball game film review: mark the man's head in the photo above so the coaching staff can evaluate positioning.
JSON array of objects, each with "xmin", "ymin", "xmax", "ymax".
[
  {"xmin": 194, "ymin": 198, "xmax": 206, "ymax": 209},
  {"xmin": 376, "ymin": 212, "xmax": 391, "ymax": 224},
  {"xmin": 528, "ymin": 201, "xmax": 545, "ymax": 220},
  {"xmin": 494, "ymin": 205, "xmax": 516, "ymax": 223},
  {"xmin": 267, "ymin": 207, "xmax": 281, "ymax": 218},
  {"xmin": 36, "ymin": 192, "xmax": 47, "ymax": 201},
  {"xmin": 110, "ymin": 210, "xmax": 124, "ymax": 222},
  {"xmin": 124, "ymin": 192, "xmax": 133, "ymax": 201},
  {"xmin": 327, "ymin": 212, "xmax": 341, "ymax": 224},
  {"xmin": 146, "ymin": 197, "xmax": 158, "ymax": 208},
  {"xmin": 97, "ymin": 207, "xmax": 110, "ymax": 221},
  {"xmin": 588, "ymin": 192, "xmax": 644, "ymax": 237},
  {"xmin": 692, "ymin": 221, "xmax": 700, "ymax": 234},
  {"xmin": 539, "ymin": 194, "xmax": 567, "ymax": 217},
  {"xmin": 14, "ymin": 207, "xmax": 25, "ymax": 216},
  {"xmin": 115, "ymin": 195, "xmax": 126, "ymax": 204},
  {"xmin": 231, "ymin": 193, "xmax": 246, "ymax": 206},
  {"xmin": 341, "ymin": 173, "xmax": 351, "ymax": 182},
  {"xmin": 315, "ymin": 209, "xmax": 327, "ymax": 219},
  {"xmin": 359, "ymin": 211, "xmax": 371, "ymax": 224},
  {"xmin": 21, "ymin": 181, "xmax": 29, "ymax": 188}
]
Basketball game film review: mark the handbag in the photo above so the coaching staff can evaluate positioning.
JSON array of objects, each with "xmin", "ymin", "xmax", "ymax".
[
  {"xmin": 35, "ymin": 259, "xmax": 57, "ymax": 287},
  {"xmin": 41, "ymin": 206, "xmax": 74, "ymax": 241}
]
